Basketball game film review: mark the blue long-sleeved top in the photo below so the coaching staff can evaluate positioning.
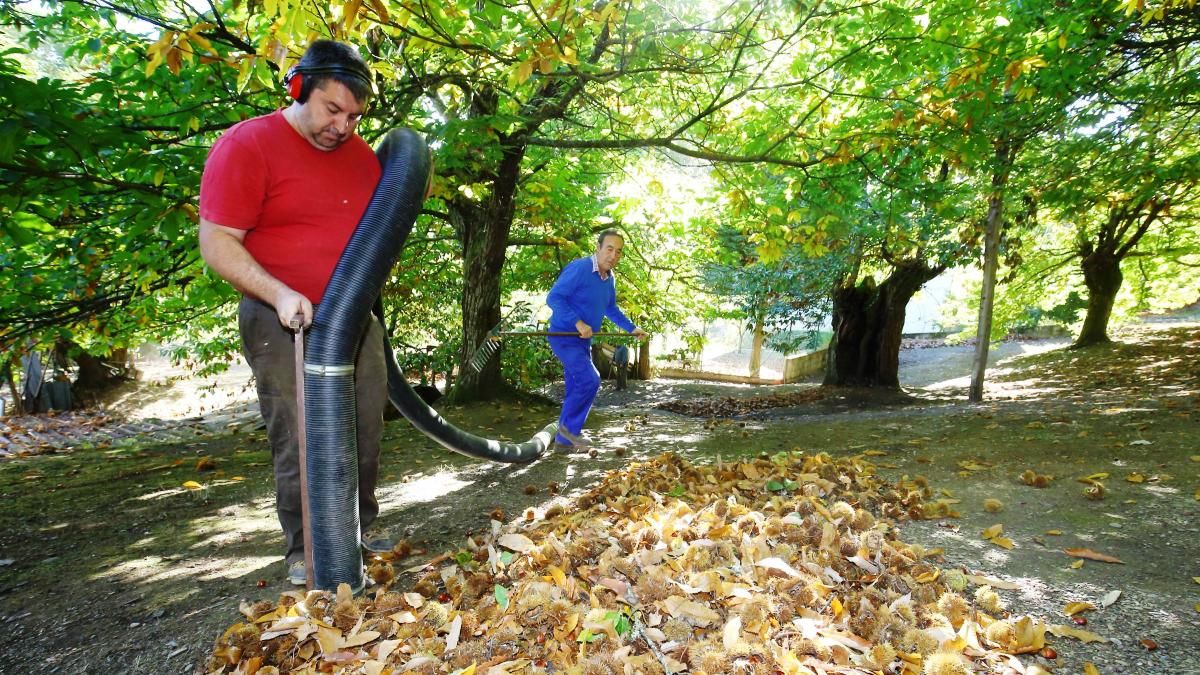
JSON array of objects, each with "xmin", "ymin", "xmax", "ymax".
[{"xmin": 547, "ymin": 256, "xmax": 636, "ymax": 335}]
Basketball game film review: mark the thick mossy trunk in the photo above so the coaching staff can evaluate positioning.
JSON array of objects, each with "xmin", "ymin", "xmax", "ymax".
[
  {"xmin": 823, "ymin": 262, "xmax": 943, "ymax": 388},
  {"xmin": 445, "ymin": 145, "xmax": 526, "ymax": 403},
  {"xmin": 1070, "ymin": 198, "xmax": 1163, "ymax": 349},
  {"xmin": 66, "ymin": 343, "xmax": 133, "ymax": 391},
  {"xmin": 1074, "ymin": 251, "xmax": 1122, "ymax": 348}
]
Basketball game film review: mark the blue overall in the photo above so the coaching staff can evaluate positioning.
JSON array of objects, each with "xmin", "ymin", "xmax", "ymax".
[{"xmin": 546, "ymin": 256, "xmax": 636, "ymax": 445}]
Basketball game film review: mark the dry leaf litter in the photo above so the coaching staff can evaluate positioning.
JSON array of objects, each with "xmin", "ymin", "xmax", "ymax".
[{"xmin": 208, "ymin": 451, "xmax": 1103, "ymax": 674}]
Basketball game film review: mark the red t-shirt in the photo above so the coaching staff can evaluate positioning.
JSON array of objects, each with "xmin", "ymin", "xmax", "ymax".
[{"xmin": 198, "ymin": 110, "xmax": 382, "ymax": 303}]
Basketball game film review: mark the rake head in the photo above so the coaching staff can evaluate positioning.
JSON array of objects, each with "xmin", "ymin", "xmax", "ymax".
[
  {"xmin": 466, "ymin": 332, "xmax": 503, "ymax": 373},
  {"xmin": 466, "ymin": 301, "xmax": 537, "ymax": 373}
]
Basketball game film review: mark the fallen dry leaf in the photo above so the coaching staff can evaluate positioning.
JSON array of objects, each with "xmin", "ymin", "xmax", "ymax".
[
  {"xmin": 981, "ymin": 524, "xmax": 1004, "ymax": 539},
  {"xmin": 495, "ymin": 533, "xmax": 535, "ymax": 553},
  {"xmin": 1063, "ymin": 601, "xmax": 1095, "ymax": 616},
  {"xmin": 1099, "ymin": 590, "xmax": 1121, "ymax": 607},
  {"xmin": 1048, "ymin": 624, "xmax": 1109, "ymax": 643},
  {"xmin": 1064, "ymin": 547, "xmax": 1124, "ymax": 564},
  {"xmin": 965, "ymin": 575, "xmax": 1020, "ymax": 590}
]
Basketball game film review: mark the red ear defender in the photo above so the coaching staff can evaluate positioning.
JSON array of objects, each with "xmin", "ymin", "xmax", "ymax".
[{"xmin": 285, "ymin": 68, "xmax": 303, "ymax": 101}]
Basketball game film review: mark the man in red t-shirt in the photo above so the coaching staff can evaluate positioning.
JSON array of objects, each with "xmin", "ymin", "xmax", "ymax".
[{"xmin": 198, "ymin": 40, "xmax": 391, "ymax": 586}]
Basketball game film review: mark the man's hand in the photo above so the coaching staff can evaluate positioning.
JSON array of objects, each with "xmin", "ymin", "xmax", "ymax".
[
  {"xmin": 275, "ymin": 288, "xmax": 314, "ymax": 329},
  {"xmin": 632, "ymin": 327, "xmax": 649, "ymax": 342},
  {"xmin": 575, "ymin": 320, "xmax": 593, "ymax": 339}
]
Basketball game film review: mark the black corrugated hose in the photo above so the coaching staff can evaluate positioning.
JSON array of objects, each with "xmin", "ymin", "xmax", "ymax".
[{"xmin": 304, "ymin": 128, "xmax": 556, "ymax": 592}]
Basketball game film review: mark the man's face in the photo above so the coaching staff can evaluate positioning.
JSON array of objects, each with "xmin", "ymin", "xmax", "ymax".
[
  {"xmin": 295, "ymin": 79, "xmax": 366, "ymax": 151},
  {"xmin": 596, "ymin": 234, "xmax": 624, "ymax": 273}
]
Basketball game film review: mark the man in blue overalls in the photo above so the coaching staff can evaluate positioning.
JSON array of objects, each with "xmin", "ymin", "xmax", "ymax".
[{"xmin": 546, "ymin": 229, "xmax": 648, "ymax": 451}]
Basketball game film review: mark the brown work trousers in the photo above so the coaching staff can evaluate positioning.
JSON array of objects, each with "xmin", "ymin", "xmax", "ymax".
[{"xmin": 238, "ymin": 297, "xmax": 387, "ymax": 566}]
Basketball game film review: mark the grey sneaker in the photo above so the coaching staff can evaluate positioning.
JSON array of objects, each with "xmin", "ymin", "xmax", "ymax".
[
  {"xmin": 361, "ymin": 529, "xmax": 394, "ymax": 554},
  {"xmin": 287, "ymin": 560, "xmax": 307, "ymax": 586}
]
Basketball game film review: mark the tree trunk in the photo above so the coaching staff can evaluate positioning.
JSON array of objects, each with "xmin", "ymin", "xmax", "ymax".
[
  {"xmin": 1071, "ymin": 198, "xmax": 1162, "ymax": 349},
  {"xmin": 969, "ymin": 140, "xmax": 1015, "ymax": 402},
  {"xmin": 61, "ymin": 343, "xmax": 132, "ymax": 392},
  {"xmin": 823, "ymin": 261, "xmax": 944, "ymax": 388},
  {"xmin": 749, "ymin": 316, "xmax": 764, "ymax": 379},
  {"xmin": 637, "ymin": 340, "xmax": 651, "ymax": 380},
  {"xmin": 1074, "ymin": 251, "xmax": 1123, "ymax": 347},
  {"xmin": 445, "ymin": 144, "xmax": 527, "ymax": 403},
  {"xmin": 4, "ymin": 356, "xmax": 24, "ymax": 415}
]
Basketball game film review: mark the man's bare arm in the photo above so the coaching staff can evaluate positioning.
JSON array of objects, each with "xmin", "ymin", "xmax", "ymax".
[{"xmin": 198, "ymin": 218, "xmax": 314, "ymax": 327}]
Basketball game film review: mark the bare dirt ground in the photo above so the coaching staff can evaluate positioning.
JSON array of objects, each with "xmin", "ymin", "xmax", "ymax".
[{"xmin": 0, "ymin": 320, "xmax": 1197, "ymax": 674}]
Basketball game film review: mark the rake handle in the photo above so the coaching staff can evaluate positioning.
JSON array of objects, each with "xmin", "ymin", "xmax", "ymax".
[{"xmin": 491, "ymin": 331, "xmax": 634, "ymax": 340}]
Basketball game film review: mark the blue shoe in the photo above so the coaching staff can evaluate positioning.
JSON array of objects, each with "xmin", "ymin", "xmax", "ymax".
[
  {"xmin": 287, "ymin": 561, "xmax": 307, "ymax": 586},
  {"xmin": 361, "ymin": 529, "xmax": 394, "ymax": 554}
]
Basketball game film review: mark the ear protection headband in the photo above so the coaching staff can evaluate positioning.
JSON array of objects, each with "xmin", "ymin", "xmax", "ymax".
[{"xmin": 284, "ymin": 63, "xmax": 372, "ymax": 102}]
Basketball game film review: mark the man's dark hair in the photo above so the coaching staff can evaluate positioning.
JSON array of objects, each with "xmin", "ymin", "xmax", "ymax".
[
  {"xmin": 596, "ymin": 228, "xmax": 623, "ymax": 249},
  {"xmin": 293, "ymin": 40, "xmax": 372, "ymax": 104}
]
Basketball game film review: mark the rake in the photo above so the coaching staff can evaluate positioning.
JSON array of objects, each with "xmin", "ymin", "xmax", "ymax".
[{"xmin": 467, "ymin": 327, "xmax": 637, "ymax": 373}]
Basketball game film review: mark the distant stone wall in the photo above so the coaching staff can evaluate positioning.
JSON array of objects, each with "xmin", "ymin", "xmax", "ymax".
[
  {"xmin": 656, "ymin": 367, "xmax": 780, "ymax": 385},
  {"xmin": 782, "ymin": 348, "xmax": 827, "ymax": 383}
]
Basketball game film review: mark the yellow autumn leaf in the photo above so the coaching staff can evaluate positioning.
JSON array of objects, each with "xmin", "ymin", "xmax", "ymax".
[
  {"xmin": 182, "ymin": 480, "xmax": 203, "ymax": 490},
  {"xmin": 863, "ymin": 450, "xmax": 888, "ymax": 456},
  {"xmin": 1077, "ymin": 472, "xmax": 1110, "ymax": 483},
  {"xmin": 981, "ymin": 524, "xmax": 1004, "ymax": 540},
  {"xmin": 514, "ymin": 60, "xmax": 533, "ymax": 84},
  {"xmin": 914, "ymin": 569, "xmax": 940, "ymax": 584},
  {"xmin": 1045, "ymin": 529, "xmax": 1063, "ymax": 535},
  {"xmin": 1084, "ymin": 663, "xmax": 1100, "ymax": 675},
  {"xmin": 367, "ymin": 0, "xmax": 390, "ymax": 22},
  {"xmin": 316, "ymin": 625, "xmax": 341, "ymax": 655},
  {"xmin": 959, "ymin": 460, "xmax": 992, "ymax": 471},
  {"xmin": 1125, "ymin": 472, "xmax": 1146, "ymax": 483},
  {"xmin": 1047, "ymin": 624, "xmax": 1109, "ymax": 643},
  {"xmin": 830, "ymin": 596, "xmax": 844, "ymax": 618},
  {"xmin": 183, "ymin": 26, "xmax": 216, "ymax": 55},
  {"xmin": 1070, "ymin": 559, "xmax": 1085, "ymax": 569},
  {"xmin": 1193, "ymin": 577, "xmax": 1200, "ymax": 585},
  {"xmin": 1063, "ymin": 601, "xmax": 1096, "ymax": 616},
  {"xmin": 339, "ymin": 629, "xmax": 380, "ymax": 648},
  {"xmin": 989, "ymin": 536, "xmax": 1015, "ymax": 550},
  {"xmin": 1011, "ymin": 616, "xmax": 1047, "ymax": 653}
]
